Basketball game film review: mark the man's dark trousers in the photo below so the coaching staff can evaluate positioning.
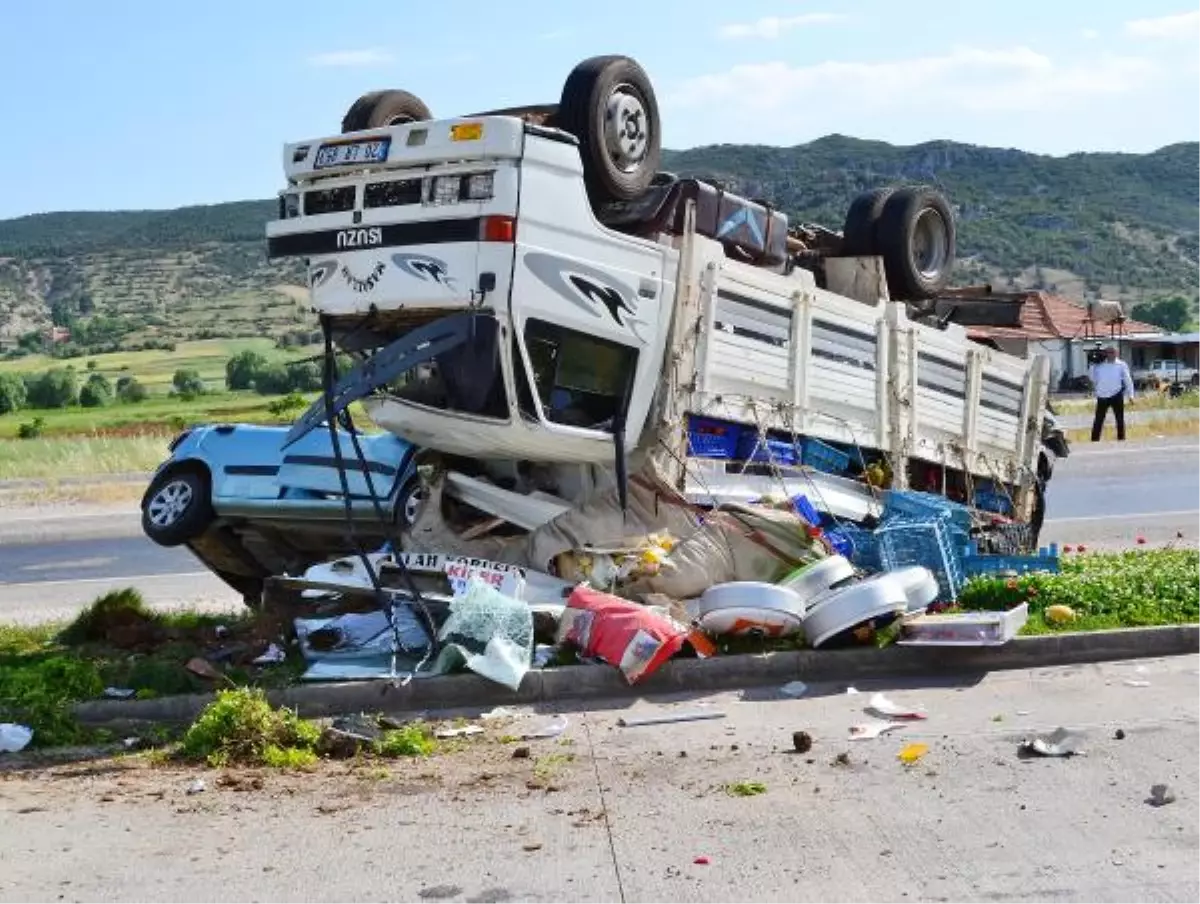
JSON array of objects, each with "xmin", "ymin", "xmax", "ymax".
[{"xmin": 1091, "ymin": 392, "xmax": 1126, "ymax": 441}]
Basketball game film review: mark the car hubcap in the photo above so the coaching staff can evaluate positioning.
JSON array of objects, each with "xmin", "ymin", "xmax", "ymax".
[
  {"xmin": 604, "ymin": 85, "xmax": 649, "ymax": 173},
  {"xmin": 912, "ymin": 208, "xmax": 948, "ymax": 278},
  {"xmin": 147, "ymin": 479, "xmax": 193, "ymax": 528}
]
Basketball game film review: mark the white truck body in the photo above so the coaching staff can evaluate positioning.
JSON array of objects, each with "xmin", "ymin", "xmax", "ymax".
[{"xmin": 266, "ymin": 115, "xmax": 1051, "ymax": 521}]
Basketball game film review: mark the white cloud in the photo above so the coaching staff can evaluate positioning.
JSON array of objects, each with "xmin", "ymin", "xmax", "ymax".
[
  {"xmin": 1081, "ymin": 28, "xmax": 1100, "ymax": 40},
  {"xmin": 1125, "ymin": 10, "xmax": 1200, "ymax": 39},
  {"xmin": 718, "ymin": 13, "xmax": 843, "ymax": 40},
  {"xmin": 306, "ymin": 49, "xmax": 393, "ymax": 68},
  {"xmin": 668, "ymin": 46, "xmax": 1158, "ymax": 117}
]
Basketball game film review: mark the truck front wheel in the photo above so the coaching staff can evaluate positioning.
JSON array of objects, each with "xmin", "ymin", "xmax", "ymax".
[
  {"xmin": 557, "ymin": 55, "xmax": 662, "ymax": 202},
  {"xmin": 341, "ymin": 90, "xmax": 433, "ymax": 133}
]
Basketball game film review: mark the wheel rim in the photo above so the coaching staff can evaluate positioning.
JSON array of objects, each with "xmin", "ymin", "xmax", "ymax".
[
  {"xmin": 912, "ymin": 208, "xmax": 949, "ymax": 279},
  {"xmin": 603, "ymin": 84, "xmax": 650, "ymax": 173},
  {"xmin": 384, "ymin": 113, "xmax": 418, "ymax": 126},
  {"xmin": 147, "ymin": 479, "xmax": 194, "ymax": 528},
  {"xmin": 403, "ymin": 486, "xmax": 425, "ymax": 525}
]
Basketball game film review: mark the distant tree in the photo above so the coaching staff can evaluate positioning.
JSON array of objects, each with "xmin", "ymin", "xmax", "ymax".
[
  {"xmin": 24, "ymin": 368, "xmax": 78, "ymax": 409},
  {"xmin": 288, "ymin": 360, "xmax": 323, "ymax": 392},
  {"xmin": 172, "ymin": 368, "xmax": 206, "ymax": 400},
  {"xmin": 84, "ymin": 372, "xmax": 112, "ymax": 395},
  {"xmin": 0, "ymin": 372, "xmax": 27, "ymax": 414},
  {"xmin": 118, "ymin": 378, "xmax": 148, "ymax": 403},
  {"xmin": 252, "ymin": 364, "xmax": 294, "ymax": 395},
  {"xmin": 79, "ymin": 377, "xmax": 112, "ymax": 408},
  {"xmin": 1132, "ymin": 296, "xmax": 1192, "ymax": 332},
  {"xmin": 225, "ymin": 350, "xmax": 269, "ymax": 390}
]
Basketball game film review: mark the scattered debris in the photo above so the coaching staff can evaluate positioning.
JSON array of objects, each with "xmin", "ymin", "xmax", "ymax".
[
  {"xmin": 186, "ymin": 778, "xmax": 207, "ymax": 795},
  {"xmin": 522, "ymin": 843, "xmax": 543, "ymax": 852},
  {"xmin": 617, "ymin": 711, "xmax": 727, "ymax": 728},
  {"xmin": 319, "ymin": 715, "xmax": 384, "ymax": 759},
  {"xmin": 0, "ymin": 723, "xmax": 33, "ymax": 753},
  {"xmin": 102, "ymin": 687, "xmax": 136, "ymax": 699},
  {"xmin": 1045, "ymin": 604, "xmax": 1076, "ymax": 626},
  {"xmin": 1114, "ymin": 729, "xmax": 1126, "ymax": 740},
  {"xmin": 418, "ymin": 886, "xmax": 464, "ymax": 900},
  {"xmin": 252, "ymin": 643, "xmax": 287, "ymax": 666},
  {"xmin": 1147, "ymin": 784, "xmax": 1177, "ymax": 807},
  {"xmin": 522, "ymin": 715, "xmax": 569, "ymax": 740},
  {"xmin": 481, "ymin": 706, "xmax": 519, "ymax": 721},
  {"xmin": 1020, "ymin": 727, "xmax": 1083, "ymax": 758},
  {"xmin": 898, "ymin": 743, "xmax": 929, "ymax": 765},
  {"xmin": 693, "ymin": 856, "xmax": 711, "ymax": 866},
  {"xmin": 780, "ymin": 680, "xmax": 809, "ymax": 698},
  {"xmin": 866, "ymin": 693, "xmax": 927, "ymax": 721},
  {"xmin": 849, "ymin": 721, "xmax": 906, "ymax": 741},
  {"xmin": 435, "ymin": 725, "xmax": 486, "ymax": 740},
  {"xmin": 1123, "ymin": 679, "xmax": 1151, "ymax": 688},
  {"xmin": 511, "ymin": 746, "xmax": 531, "ymax": 760},
  {"xmin": 792, "ymin": 731, "xmax": 813, "ymax": 754},
  {"xmin": 185, "ymin": 657, "xmax": 230, "ymax": 683},
  {"xmin": 832, "ymin": 752, "xmax": 851, "ymax": 767},
  {"xmin": 122, "ymin": 736, "xmax": 154, "ymax": 751},
  {"xmin": 846, "ymin": 687, "xmax": 860, "ymax": 695}
]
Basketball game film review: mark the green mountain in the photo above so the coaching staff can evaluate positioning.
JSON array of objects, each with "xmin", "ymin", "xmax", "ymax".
[{"xmin": 0, "ymin": 136, "xmax": 1195, "ymax": 354}]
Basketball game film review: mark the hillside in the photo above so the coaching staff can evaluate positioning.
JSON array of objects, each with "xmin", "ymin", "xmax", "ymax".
[{"xmin": 0, "ymin": 136, "xmax": 1196, "ymax": 352}]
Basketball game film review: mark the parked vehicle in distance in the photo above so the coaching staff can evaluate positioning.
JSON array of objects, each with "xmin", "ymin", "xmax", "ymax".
[
  {"xmin": 140, "ymin": 423, "xmax": 422, "ymax": 604},
  {"xmin": 1132, "ymin": 359, "xmax": 1199, "ymax": 391}
]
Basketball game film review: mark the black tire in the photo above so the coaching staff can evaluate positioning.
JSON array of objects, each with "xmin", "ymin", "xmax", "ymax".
[
  {"xmin": 842, "ymin": 187, "xmax": 894, "ymax": 256},
  {"xmin": 141, "ymin": 468, "xmax": 214, "ymax": 547},
  {"xmin": 341, "ymin": 90, "xmax": 432, "ymax": 133},
  {"xmin": 556, "ymin": 55, "xmax": 662, "ymax": 202},
  {"xmin": 875, "ymin": 185, "xmax": 957, "ymax": 300},
  {"xmin": 395, "ymin": 477, "xmax": 425, "ymax": 530}
]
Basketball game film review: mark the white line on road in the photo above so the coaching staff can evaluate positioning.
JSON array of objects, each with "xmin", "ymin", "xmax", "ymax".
[
  {"xmin": 0, "ymin": 510, "xmax": 140, "ymax": 523},
  {"xmin": 1046, "ymin": 510, "xmax": 1200, "ymax": 524},
  {"xmin": 0, "ymin": 570, "xmax": 212, "ymax": 589},
  {"xmin": 1069, "ymin": 443, "xmax": 1198, "ymax": 457}
]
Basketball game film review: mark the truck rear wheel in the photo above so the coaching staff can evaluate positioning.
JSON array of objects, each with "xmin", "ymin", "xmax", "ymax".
[
  {"xmin": 557, "ymin": 55, "xmax": 662, "ymax": 202},
  {"xmin": 875, "ymin": 186, "xmax": 957, "ymax": 300},
  {"xmin": 341, "ymin": 90, "xmax": 433, "ymax": 133},
  {"xmin": 841, "ymin": 187, "xmax": 894, "ymax": 256}
]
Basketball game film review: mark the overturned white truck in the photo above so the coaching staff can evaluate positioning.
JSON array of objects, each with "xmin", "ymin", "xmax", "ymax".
[{"xmin": 266, "ymin": 54, "xmax": 1064, "ymax": 597}]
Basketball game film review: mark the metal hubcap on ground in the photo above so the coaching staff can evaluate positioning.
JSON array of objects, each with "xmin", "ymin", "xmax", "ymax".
[
  {"xmin": 912, "ymin": 208, "xmax": 949, "ymax": 278},
  {"xmin": 604, "ymin": 85, "xmax": 649, "ymax": 173},
  {"xmin": 148, "ymin": 479, "xmax": 193, "ymax": 528}
]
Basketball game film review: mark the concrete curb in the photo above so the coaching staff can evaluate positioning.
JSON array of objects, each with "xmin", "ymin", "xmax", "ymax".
[{"xmin": 73, "ymin": 624, "xmax": 1199, "ymax": 726}]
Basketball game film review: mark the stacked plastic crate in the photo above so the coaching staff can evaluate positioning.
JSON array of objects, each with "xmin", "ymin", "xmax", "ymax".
[{"xmin": 874, "ymin": 491, "xmax": 972, "ymax": 602}]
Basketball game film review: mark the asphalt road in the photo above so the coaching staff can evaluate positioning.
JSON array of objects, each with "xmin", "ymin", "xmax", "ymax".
[
  {"xmin": 0, "ymin": 655, "xmax": 1196, "ymax": 902},
  {"xmin": 0, "ymin": 437, "xmax": 1196, "ymax": 621}
]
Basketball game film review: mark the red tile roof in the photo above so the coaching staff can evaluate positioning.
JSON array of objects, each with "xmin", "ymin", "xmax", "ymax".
[{"xmin": 959, "ymin": 291, "xmax": 1162, "ymax": 342}]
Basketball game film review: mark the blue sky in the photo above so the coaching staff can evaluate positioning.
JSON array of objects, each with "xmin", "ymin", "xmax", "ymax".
[{"xmin": 0, "ymin": 0, "xmax": 1196, "ymax": 219}]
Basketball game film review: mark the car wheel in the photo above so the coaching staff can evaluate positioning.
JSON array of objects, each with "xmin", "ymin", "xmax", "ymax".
[
  {"xmin": 341, "ymin": 90, "xmax": 433, "ymax": 133},
  {"xmin": 841, "ymin": 187, "xmax": 895, "ymax": 256},
  {"xmin": 396, "ymin": 478, "xmax": 426, "ymax": 530},
  {"xmin": 875, "ymin": 185, "xmax": 957, "ymax": 300},
  {"xmin": 556, "ymin": 55, "xmax": 662, "ymax": 202},
  {"xmin": 142, "ymin": 469, "xmax": 214, "ymax": 547}
]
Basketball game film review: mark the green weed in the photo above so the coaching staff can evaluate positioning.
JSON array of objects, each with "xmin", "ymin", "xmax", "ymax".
[
  {"xmin": 725, "ymin": 781, "xmax": 767, "ymax": 797},
  {"xmin": 375, "ymin": 724, "xmax": 436, "ymax": 758},
  {"xmin": 180, "ymin": 687, "xmax": 320, "ymax": 768}
]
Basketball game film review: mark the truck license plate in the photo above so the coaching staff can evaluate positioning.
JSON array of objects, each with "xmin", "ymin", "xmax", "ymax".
[{"xmin": 313, "ymin": 138, "xmax": 391, "ymax": 170}]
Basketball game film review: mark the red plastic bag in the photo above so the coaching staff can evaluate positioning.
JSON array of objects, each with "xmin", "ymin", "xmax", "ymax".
[{"xmin": 561, "ymin": 586, "xmax": 699, "ymax": 684}]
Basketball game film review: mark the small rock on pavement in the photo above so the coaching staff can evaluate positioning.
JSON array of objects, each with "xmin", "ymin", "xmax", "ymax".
[
  {"xmin": 186, "ymin": 779, "xmax": 206, "ymax": 795},
  {"xmin": 1114, "ymin": 729, "xmax": 1126, "ymax": 740},
  {"xmin": 792, "ymin": 731, "xmax": 813, "ymax": 754},
  {"xmin": 1148, "ymin": 784, "xmax": 1177, "ymax": 807},
  {"xmin": 511, "ymin": 746, "xmax": 531, "ymax": 759}
]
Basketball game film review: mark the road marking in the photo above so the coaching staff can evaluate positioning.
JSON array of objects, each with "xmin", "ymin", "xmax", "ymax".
[
  {"xmin": 0, "ymin": 570, "xmax": 213, "ymax": 589},
  {"xmin": 1070, "ymin": 444, "xmax": 1198, "ymax": 458},
  {"xmin": 1046, "ymin": 510, "xmax": 1200, "ymax": 524}
]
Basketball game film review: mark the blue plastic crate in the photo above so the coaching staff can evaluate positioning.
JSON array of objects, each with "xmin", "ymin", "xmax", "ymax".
[
  {"xmin": 798, "ymin": 437, "xmax": 852, "ymax": 474},
  {"xmin": 973, "ymin": 485, "xmax": 1014, "ymax": 516},
  {"xmin": 686, "ymin": 416, "xmax": 742, "ymax": 459},
  {"xmin": 961, "ymin": 541, "xmax": 1060, "ymax": 577},
  {"xmin": 789, "ymin": 493, "xmax": 821, "ymax": 526},
  {"xmin": 735, "ymin": 431, "xmax": 800, "ymax": 466},
  {"xmin": 826, "ymin": 523, "xmax": 882, "ymax": 572},
  {"xmin": 877, "ymin": 516, "xmax": 966, "ymax": 601},
  {"xmin": 882, "ymin": 490, "xmax": 974, "ymax": 534}
]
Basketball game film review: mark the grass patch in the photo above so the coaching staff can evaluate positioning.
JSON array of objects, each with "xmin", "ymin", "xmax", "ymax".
[
  {"xmin": 725, "ymin": 781, "xmax": 767, "ymax": 797},
  {"xmin": 375, "ymin": 724, "xmax": 436, "ymax": 758},
  {"xmin": 1066, "ymin": 416, "xmax": 1199, "ymax": 444},
  {"xmin": 958, "ymin": 548, "xmax": 1199, "ymax": 634},
  {"xmin": 0, "ymin": 589, "xmax": 303, "ymax": 748},
  {"xmin": 1055, "ymin": 391, "xmax": 1199, "ymax": 414},
  {"xmin": 180, "ymin": 687, "xmax": 320, "ymax": 768}
]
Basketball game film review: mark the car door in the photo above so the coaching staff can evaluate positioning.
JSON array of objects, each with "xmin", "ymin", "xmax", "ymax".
[{"xmin": 273, "ymin": 429, "xmax": 414, "ymax": 523}]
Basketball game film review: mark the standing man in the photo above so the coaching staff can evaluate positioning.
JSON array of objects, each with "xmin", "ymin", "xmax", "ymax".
[{"xmin": 1089, "ymin": 345, "xmax": 1135, "ymax": 442}]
